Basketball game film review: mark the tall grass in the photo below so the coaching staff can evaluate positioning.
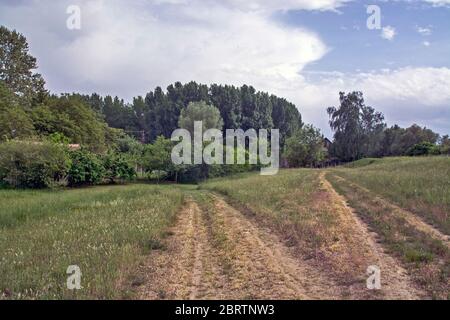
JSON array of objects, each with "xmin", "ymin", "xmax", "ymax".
[
  {"xmin": 327, "ymin": 173, "xmax": 449, "ymax": 299},
  {"xmin": 0, "ymin": 184, "xmax": 184, "ymax": 299},
  {"xmin": 332, "ymin": 156, "xmax": 450, "ymax": 234},
  {"xmin": 200, "ymin": 169, "xmax": 374, "ymax": 284}
]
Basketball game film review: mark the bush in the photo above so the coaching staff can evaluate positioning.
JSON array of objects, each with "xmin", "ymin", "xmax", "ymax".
[
  {"xmin": 103, "ymin": 153, "xmax": 136, "ymax": 183},
  {"xmin": 407, "ymin": 142, "xmax": 440, "ymax": 156},
  {"xmin": 0, "ymin": 140, "xmax": 70, "ymax": 188},
  {"xmin": 68, "ymin": 149, "xmax": 105, "ymax": 186},
  {"xmin": 441, "ymin": 144, "xmax": 450, "ymax": 155},
  {"xmin": 284, "ymin": 125, "xmax": 326, "ymax": 167}
]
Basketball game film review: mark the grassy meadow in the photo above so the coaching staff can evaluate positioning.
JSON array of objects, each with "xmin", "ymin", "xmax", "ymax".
[
  {"xmin": 332, "ymin": 156, "xmax": 450, "ymax": 234},
  {"xmin": 1, "ymin": 156, "xmax": 449, "ymax": 299},
  {"xmin": 201, "ymin": 157, "xmax": 450, "ymax": 298},
  {"xmin": 327, "ymin": 157, "xmax": 450, "ymax": 299},
  {"xmin": 0, "ymin": 184, "xmax": 186, "ymax": 299},
  {"xmin": 200, "ymin": 169, "xmax": 377, "ymax": 287}
]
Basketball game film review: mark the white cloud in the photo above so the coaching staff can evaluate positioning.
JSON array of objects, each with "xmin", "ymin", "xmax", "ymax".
[
  {"xmin": 0, "ymin": 0, "xmax": 329, "ymax": 99},
  {"xmin": 423, "ymin": 41, "xmax": 431, "ymax": 46},
  {"xmin": 0, "ymin": 0, "xmax": 448, "ymax": 136},
  {"xmin": 284, "ymin": 67, "xmax": 450, "ymax": 136},
  {"xmin": 218, "ymin": 0, "xmax": 352, "ymax": 12},
  {"xmin": 381, "ymin": 26, "xmax": 397, "ymax": 41},
  {"xmin": 416, "ymin": 26, "xmax": 432, "ymax": 36},
  {"xmin": 423, "ymin": 0, "xmax": 450, "ymax": 7}
]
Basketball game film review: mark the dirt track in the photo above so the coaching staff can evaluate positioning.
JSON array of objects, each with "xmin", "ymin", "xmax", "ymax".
[
  {"xmin": 330, "ymin": 174, "xmax": 450, "ymax": 247},
  {"xmin": 138, "ymin": 196, "xmax": 342, "ymax": 299},
  {"xmin": 137, "ymin": 181, "xmax": 425, "ymax": 300},
  {"xmin": 319, "ymin": 173, "xmax": 424, "ymax": 300}
]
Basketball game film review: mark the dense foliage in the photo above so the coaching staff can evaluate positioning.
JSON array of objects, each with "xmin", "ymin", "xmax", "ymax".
[
  {"xmin": 284, "ymin": 125, "xmax": 326, "ymax": 167},
  {"xmin": 406, "ymin": 142, "xmax": 440, "ymax": 156},
  {"xmin": 67, "ymin": 149, "xmax": 136, "ymax": 187},
  {"xmin": 327, "ymin": 92, "xmax": 385, "ymax": 162},
  {"xmin": 0, "ymin": 140, "xmax": 70, "ymax": 188},
  {"xmin": 79, "ymin": 82, "xmax": 302, "ymax": 146},
  {"xmin": 0, "ymin": 26, "xmax": 47, "ymax": 106},
  {"xmin": 178, "ymin": 101, "xmax": 224, "ymax": 133},
  {"xmin": 67, "ymin": 149, "xmax": 105, "ymax": 186},
  {"xmin": 1, "ymin": 25, "xmax": 449, "ymax": 187},
  {"xmin": 327, "ymin": 92, "xmax": 446, "ymax": 162}
]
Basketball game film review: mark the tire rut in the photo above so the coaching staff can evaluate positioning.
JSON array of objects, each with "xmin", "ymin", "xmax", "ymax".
[
  {"xmin": 138, "ymin": 194, "xmax": 347, "ymax": 299},
  {"xmin": 331, "ymin": 174, "xmax": 450, "ymax": 247},
  {"xmin": 138, "ymin": 184, "xmax": 425, "ymax": 300},
  {"xmin": 138, "ymin": 199, "xmax": 215, "ymax": 299},
  {"xmin": 320, "ymin": 172, "xmax": 425, "ymax": 300},
  {"xmin": 209, "ymin": 195, "xmax": 343, "ymax": 300}
]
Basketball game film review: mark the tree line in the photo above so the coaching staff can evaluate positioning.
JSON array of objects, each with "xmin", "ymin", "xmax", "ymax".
[
  {"xmin": 0, "ymin": 24, "xmax": 448, "ymax": 188},
  {"xmin": 326, "ymin": 91, "xmax": 449, "ymax": 162},
  {"xmin": 0, "ymin": 25, "xmax": 293, "ymax": 187},
  {"xmin": 75, "ymin": 81, "xmax": 302, "ymax": 147}
]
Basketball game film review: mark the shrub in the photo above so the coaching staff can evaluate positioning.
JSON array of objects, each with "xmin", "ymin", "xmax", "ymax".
[
  {"xmin": 0, "ymin": 140, "xmax": 70, "ymax": 188},
  {"xmin": 102, "ymin": 153, "xmax": 136, "ymax": 183},
  {"xmin": 407, "ymin": 142, "xmax": 440, "ymax": 156},
  {"xmin": 68, "ymin": 149, "xmax": 105, "ymax": 186},
  {"xmin": 441, "ymin": 144, "xmax": 450, "ymax": 155}
]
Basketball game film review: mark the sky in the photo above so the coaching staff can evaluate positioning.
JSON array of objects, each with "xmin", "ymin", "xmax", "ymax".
[{"xmin": 0, "ymin": 0, "xmax": 449, "ymax": 137}]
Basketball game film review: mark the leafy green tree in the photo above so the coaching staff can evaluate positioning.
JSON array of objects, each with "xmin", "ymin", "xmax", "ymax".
[
  {"xmin": 88, "ymin": 82, "xmax": 302, "ymax": 146},
  {"xmin": 254, "ymin": 91, "xmax": 273, "ymax": 130},
  {"xmin": 379, "ymin": 124, "xmax": 440, "ymax": 156},
  {"xmin": 0, "ymin": 80, "xmax": 17, "ymax": 106},
  {"xmin": 83, "ymin": 93, "xmax": 104, "ymax": 115},
  {"xmin": 327, "ymin": 92, "xmax": 385, "ymax": 161},
  {"xmin": 102, "ymin": 153, "xmax": 136, "ymax": 183},
  {"xmin": 0, "ymin": 26, "xmax": 46, "ymax": 105},
  {"xmin": 284, "ymin": 125, "xmax": 326, "ymax": 167},
  {"xmin": 0, "ymin": 81, "xmax": 34, "ymax": 140},
  {"xmin": 130, "ymin": 96, "xmax": 148, "ymax": 141},
  {"xmin": 0, "ymin": 105, "xmax": 35, "ymax": 141},
  {"xmin": 0, "ymin": 140, "xmax": 70, "ymax": 188},
  {"xmin": 31, "ymin": 95, "xmax": 113, "ymax": 152},
  {"xmin": 178, "ymin": 101, "xmax": 224, "ymax": 134},
  {"xmin": 440, "ymin": 135, "xmax": 450, "ymax": 155},
  {"xmin": 143, "ymin": 136, "xmax": 177, "ymax": 181},
  {"xmin": 145, "ymin": 87, "xmax": 173, "ymax": 140},
  {"xmin": 210, "ymin": 84, "xmax": 242, "ymax": 130},
  {"xmin": 115, "ymin": 134, "xmax": 143, "ymax": 155},
  {"xmin": 68, "ymin": 149, "xmax": 105, "ymax": 186},
  {"xmin": 240, "ymin": 85, "xmax": 257, "ymax": 130},
  {"xmin": 271, "ymin": 95, "xmax": 302, "ymax": 147},
  {"xmin": 407, "ymin": 142, "xmax": 440, "ymax": 156},
  {"xmin": 181, "ymin": 81, "xmax": 210, "ymax": 105},
  {"xmin": 47, "ymin": 132, "xmax": 70, "ymax": 145}
]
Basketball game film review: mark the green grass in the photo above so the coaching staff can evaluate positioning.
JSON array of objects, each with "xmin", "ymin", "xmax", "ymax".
[
  {"xmin": 0, "ymin": 184, "xmax": 185, "ymax": 299},
  {"xmin": 343, "ymin": 158, "xmax": 381, "ymax": 168},
  {"xmin": 1, "ymin": 156, "xmax": 448, "ymax": 299},
  {"xmin": 200, "ymin": 169, "xmax": 373, "ymax": 283},
  {"xmin": 331, "ymin": 156, "xmax": 450, "ymax": 234},
  {"xmin": 327, "ymin": 172, "xmax": 449, "ymax": 299},
  {"xmin": 201, "ymin": 169, "xmax": 326, "ymax": 244}
]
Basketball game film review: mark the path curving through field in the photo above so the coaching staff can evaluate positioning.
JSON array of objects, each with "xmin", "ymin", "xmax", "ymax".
[
  {"xmin": 137, "ymin": 182, "xmax": 425, "ymax": 300},
  {"xmin": 319, "ymin": 172, "xmax": 425, "ymax": 300},
  {"xmin": 138, "ymin": 195, "xmax": 350, "ymax": 299},
  {"xmin": 329, "ymin": 174, "xmax": 450, "ymax": 247}
]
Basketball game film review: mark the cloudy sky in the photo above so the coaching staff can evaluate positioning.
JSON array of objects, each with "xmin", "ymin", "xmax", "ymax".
[{"xmin": 1, "ymin": 0, "xmax": 449, "ymax": 137}]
